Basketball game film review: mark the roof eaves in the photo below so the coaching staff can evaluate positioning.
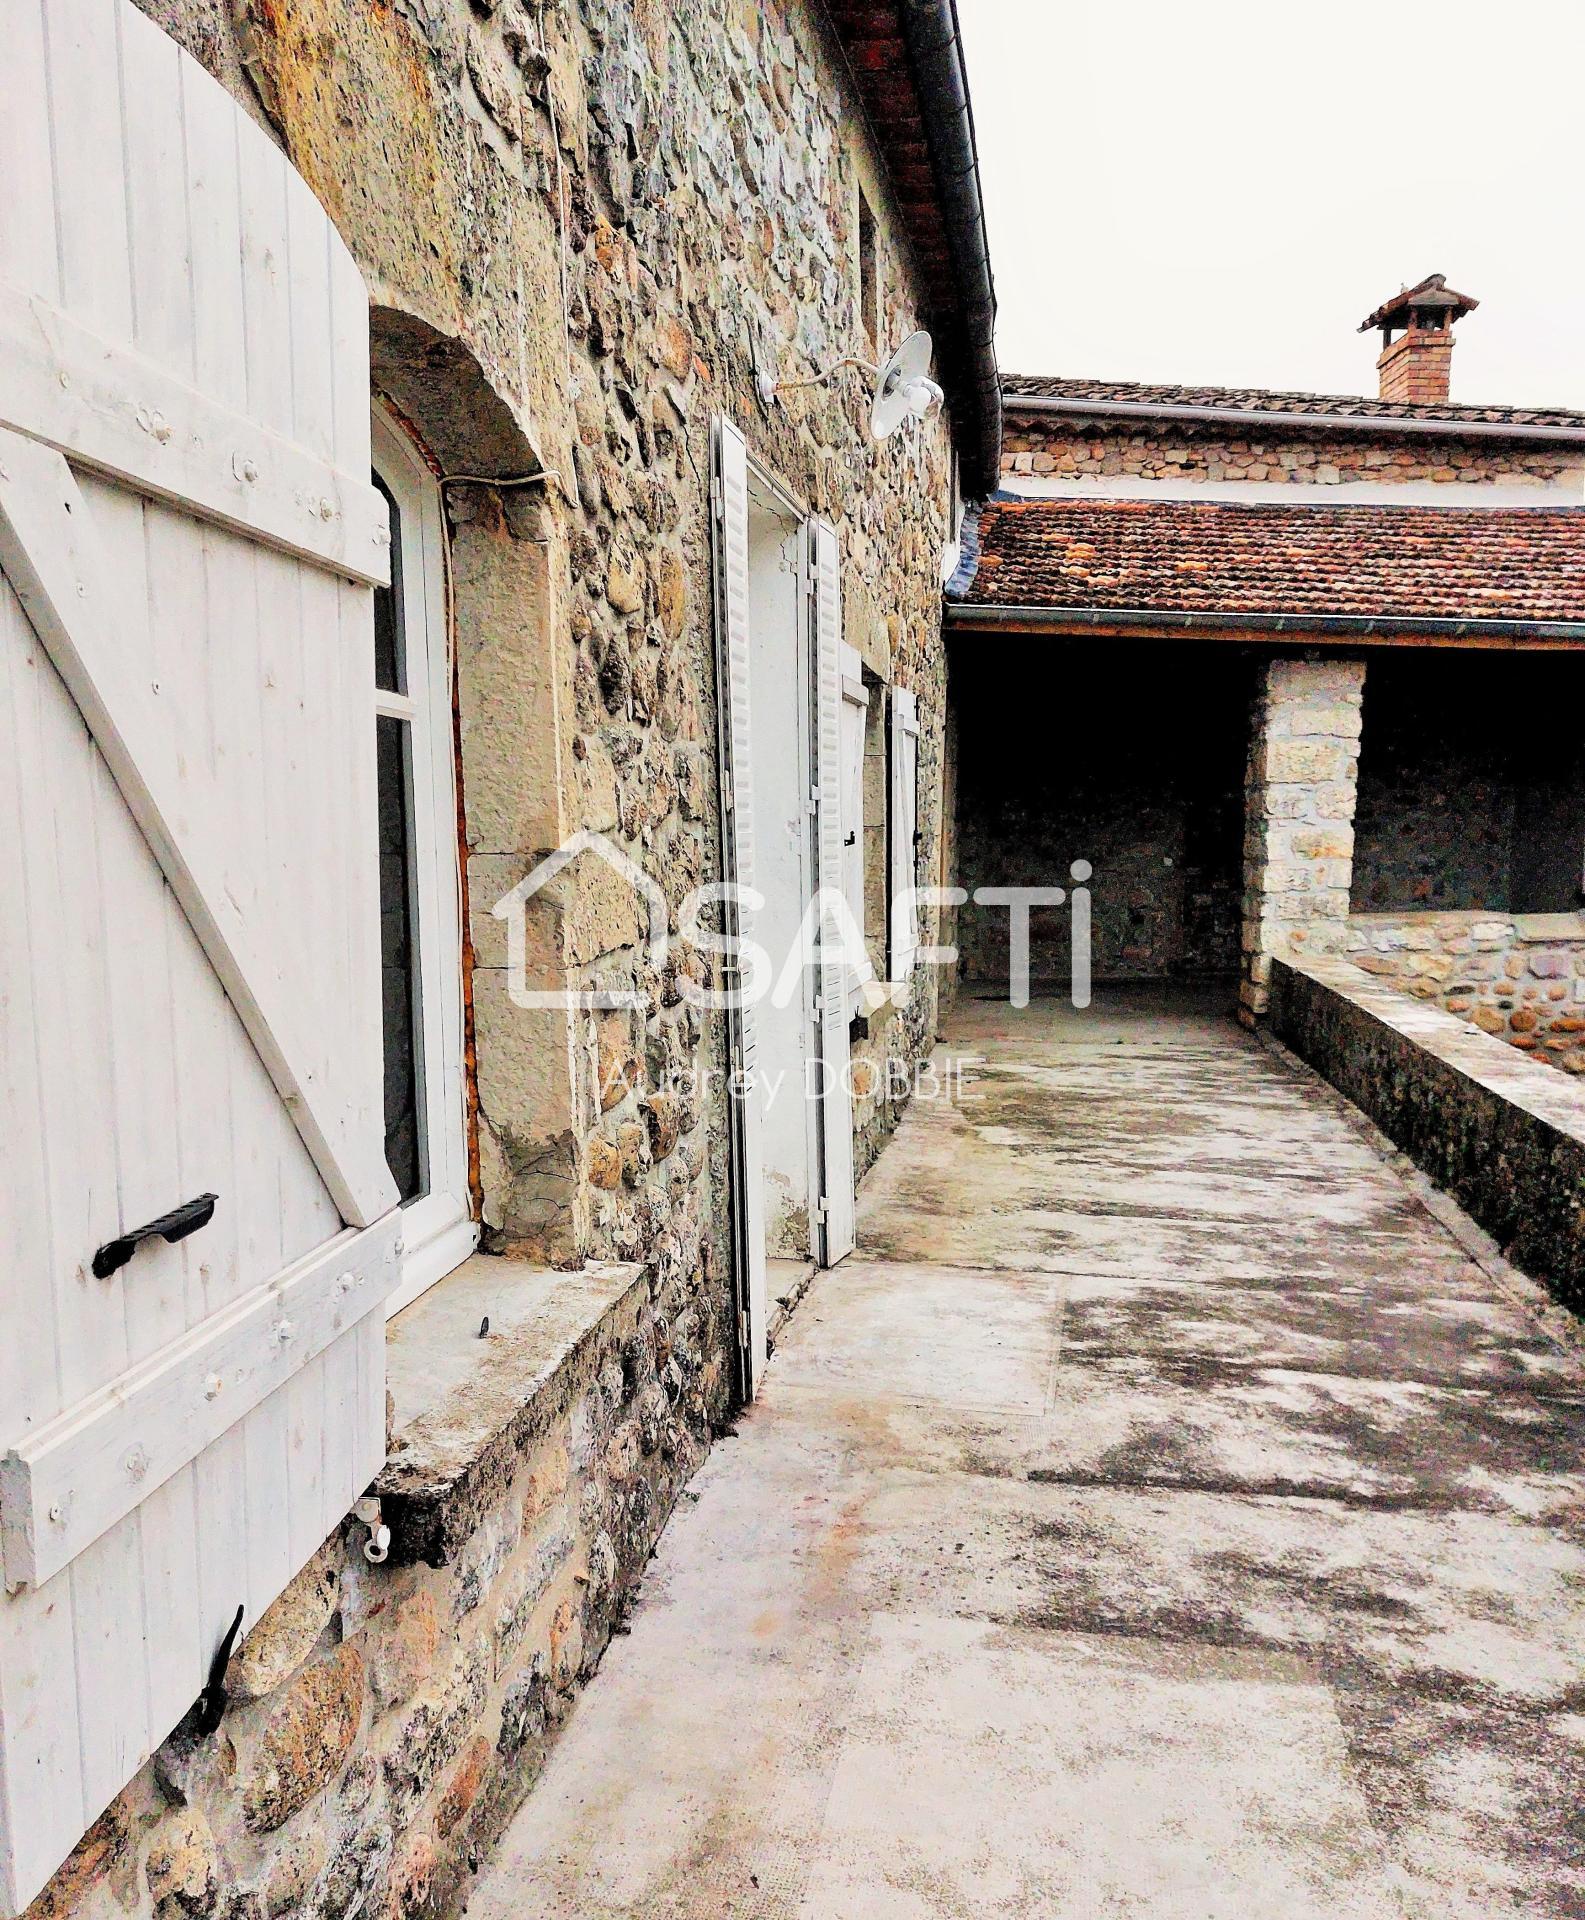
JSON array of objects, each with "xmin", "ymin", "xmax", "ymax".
[{"xmin": 1000, "ymin": 390, "xmax": 1585, "ymax": 446}]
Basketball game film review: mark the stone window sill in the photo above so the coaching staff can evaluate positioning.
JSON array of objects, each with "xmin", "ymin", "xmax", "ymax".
[{"xmin": 377, "ymin": 1252, "xmax": 643, "ymax": 1566}]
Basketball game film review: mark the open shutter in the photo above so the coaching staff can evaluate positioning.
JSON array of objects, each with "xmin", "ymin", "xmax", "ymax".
[
  {"xmin": 839, "ymin": 642, "xmax": 869, "ymax": 1018},
  {"xmin": 710, "ymin": 420, "xmax": 770, "ymax": 1395},
  {"xmin": 890, "ymin": 686, "xmax": 921, "ymax": 980},
  {"xmin": 810, "ymin": 521, "xmax": 857, "ymax": 1267},
  {"xmin": 0, "ymin": 5, "xmax": 397, "ymax": 1910}
]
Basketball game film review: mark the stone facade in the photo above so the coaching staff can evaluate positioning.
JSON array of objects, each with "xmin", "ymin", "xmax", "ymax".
[
  {"xmin": 1002, "ymin": 415, "xmax": 1585, "ymax": 492},
  {"xmin": 1346, "ymin": 912, "xmax": 1585, "ymax": 1073},
  {"xmin": 1240, "ymin": 659, "xmax": 1365, "ymax": 1021},
  {"xmin": 26, "ymin": 0, "xmax": 973, "ymax": 1914}
]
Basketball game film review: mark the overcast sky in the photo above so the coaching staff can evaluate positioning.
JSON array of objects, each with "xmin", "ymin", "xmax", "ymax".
[{"xmin": 957, "ymin": 0, "xmax": 1585, "ymax": 409}]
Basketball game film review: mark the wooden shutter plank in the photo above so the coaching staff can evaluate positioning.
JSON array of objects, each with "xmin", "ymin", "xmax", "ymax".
[
  {"xmin": 286, "ymin": 172, "xmax": 337, "ymax": 464},
  {"xmin": 0, "ymin": 1577, "xmax": 88, "ymax": 1916},
  {"xmin": 45, "ymin": 0, "xmax": 134, "ymax": 343},
  {"xmin": 118, "ymin": 5, "xmax": 194, "ymax": 379},
  {"xmin": 0, "ymin": 1215, "xmax": 400, "ymax": 1592},
  {"xmin": 0, "ymin": 284, "xmax": 390, "ymax": 585},
  {"xmin": 711, "ymin": 420, "xmax": 770, "ymax": 1393},
  {"xmin": 809, "ymin": 519, "xmax": 856, "ymax": 1266},
  {"xmin": 0, "ymin": 429, "xmax": 399, "ymax": 1229},
  {"xmin": 0, "ymin": 1, "xmax": 58, "ymax": 299}
]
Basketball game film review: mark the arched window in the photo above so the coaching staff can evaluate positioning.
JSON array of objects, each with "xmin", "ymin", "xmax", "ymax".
[{"xmin": 372, "ymin": 405, "xmax": 477, "ymax": 1311}]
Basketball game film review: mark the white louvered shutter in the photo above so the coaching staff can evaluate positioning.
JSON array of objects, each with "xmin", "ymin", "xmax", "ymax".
[
  {"xmin": 809, "ymin": 521, "xmax": 857, "ymax": 1267},
  {"xmin": 710, "ymin": 420, "xmax": 770, "ymax": 1393},
  {"xmin": 0, "ymin": 5, "xmax": 398, "ymax": 1909},
  {"xmin": 838, "ymin": 643, "xmax": 869, "ymax": 1018},
  {"xmin": 890, "ymin": 686, "xmax": 922, "ymax": 980}
]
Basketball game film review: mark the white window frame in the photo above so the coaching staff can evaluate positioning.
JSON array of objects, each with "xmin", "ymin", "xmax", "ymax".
[{"xmin": 372, "ymin": 405, "xmax": 478, "ymax": 1315}]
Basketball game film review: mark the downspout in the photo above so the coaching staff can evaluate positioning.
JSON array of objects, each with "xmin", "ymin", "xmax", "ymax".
[{"xmin": 894, "ymin": 0, "xmax": 1002, "ymax": 498}]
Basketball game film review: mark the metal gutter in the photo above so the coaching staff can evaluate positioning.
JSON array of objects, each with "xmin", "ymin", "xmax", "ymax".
[
  {"xmin": 892, "ymin": 0, "xmax": 1002, "ymax": 497},
  {"xmin": 1001, "ymin": 391, "xmax": 1585, "ymax": 446},
  {"xmin": 945, "ymin": 602, "xmax": 1585, "ymax": 644}
]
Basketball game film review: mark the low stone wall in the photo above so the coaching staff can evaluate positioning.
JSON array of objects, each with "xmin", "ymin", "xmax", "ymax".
[
  {"xmin": 1345, "ymin": 911, "xmax": 1585, "ymax": 1073},
  {"xmin": 32, "ymin": 1263, "xmax": 721, "ymax": 1920},
  {"xmin": 1268, "ymin": 956, "xmax": 1585, "ymax": 1314}
]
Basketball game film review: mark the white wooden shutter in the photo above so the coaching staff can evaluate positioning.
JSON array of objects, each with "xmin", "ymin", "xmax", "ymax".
[
  {"xmin": 710, "ymin": 420, "xmax": 770, "ymax": 1395},
  {"xmin": 890, "ymin": 686, "xmax": 922, "ymax": 980},
  {"xmin": 0, "ymin": 6, "xmax": 398, "ymax": 1910},
  {"xmin": 809, "ymin": 521, "xmax": 857, "ymax": 1267},
  {"xmin": 839, "ymin": 643, "xmax": 869, "ymax": 1019}
]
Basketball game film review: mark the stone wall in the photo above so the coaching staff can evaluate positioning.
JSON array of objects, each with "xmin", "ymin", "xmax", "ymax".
[
  {"xmin": 952, "ymin": 644, "xmax": 1253, "ymax": 986},
  {"xmin": 1346, "ymin": 912, "xmax": 1585, "ymax": 1074},
  {"xmin": 1240, "ymin": 658, "xmax": 1364, "ymax": 1020},
  {"xmin": 1002, "ymin": 413, "xmax": 1585, "ymax": 492},
  {"xmin": 1269, "ymin": 955, "xmax": 1585, "ymax": 1317},
  {"xmin": 33, "ymin": 0, "xmax": 966, "ymax": 1914},
  {"xmin": 1351, "ymin": 653, "xmax": 1585, "ymax": 916}
]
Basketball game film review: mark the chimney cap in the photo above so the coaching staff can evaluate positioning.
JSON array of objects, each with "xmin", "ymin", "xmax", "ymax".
[{"xmin": 1359, "ymin": 273, "xmax": 1479, "ymax": 334}]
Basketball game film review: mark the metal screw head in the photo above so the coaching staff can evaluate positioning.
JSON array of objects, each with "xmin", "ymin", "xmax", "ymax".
[{"xmin": 234, "ymin": 452, "xmax": 259, "ymax": 484}]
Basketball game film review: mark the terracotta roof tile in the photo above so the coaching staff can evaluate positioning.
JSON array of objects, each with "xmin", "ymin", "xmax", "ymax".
[
  {"xmin": 950, "ymin": 497, "xmax": 1585, "ymax": 626},
  {"xmin": 1001, "ymin": 374, "xmax": 1585, "ymax": 432}
]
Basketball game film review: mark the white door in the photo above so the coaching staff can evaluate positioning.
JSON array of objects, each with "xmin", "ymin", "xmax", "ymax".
[
  {"xmin": 809, "ymin": 521, "xmax": 857, "ymax": 1266},
  {"xmin": 0, "ymin": 4, "xmax": 396, "ymax": 1909},
  {"xmin": 710, "ymin": 419, "xmax": 770, "ymax": 1395}
]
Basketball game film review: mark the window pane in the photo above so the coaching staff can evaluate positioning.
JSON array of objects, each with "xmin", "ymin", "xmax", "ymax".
[
  {"xmin": 377, "ymin": 712, "xmax": 426, "ymax": 1202},
  {"xmin": 373, "ymin": 474, "xmax": 406, "ymax": 695}
]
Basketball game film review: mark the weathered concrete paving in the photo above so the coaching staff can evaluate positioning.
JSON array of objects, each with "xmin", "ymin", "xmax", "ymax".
[{"xmin": 470, "ymin": 990, "xmax": 1585, "ymax": 1918}]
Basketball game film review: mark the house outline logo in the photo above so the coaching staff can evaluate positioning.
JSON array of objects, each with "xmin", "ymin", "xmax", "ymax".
[{"xmin": 492, "ymin": 830, "xmax": 670, "ymax": 1010}]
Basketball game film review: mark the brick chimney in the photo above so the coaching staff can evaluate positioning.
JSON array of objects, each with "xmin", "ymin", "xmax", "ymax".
[{"xmin": 1358, "ymin": 274, "xmax": 1479, "ymax": 406}]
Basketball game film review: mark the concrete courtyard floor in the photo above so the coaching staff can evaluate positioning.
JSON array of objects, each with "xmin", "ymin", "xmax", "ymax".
[{"xmin": 471, "ymin": 990, "xmax": 1585, "ymax": 1918}]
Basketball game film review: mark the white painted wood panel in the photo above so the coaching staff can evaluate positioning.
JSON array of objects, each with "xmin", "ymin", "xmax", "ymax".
[
  {"xmin": 0, "ymin": 433, "xmax": 396, "ymax": 1228},
  {"xmin": 0, "ymin": 9, "xmax": 397, "ymax": 1909},
  {"xmin": 711, "ymin": 420, "xmax": 770, "ymax": 1394},
  {"xmin": 839, "ymin": 641, "xmax": 869, "ymax": 1017},
  {"xmin": 890, "ymin": 686, "xmax": 921, "ymax": 980},
  {"xmin": 2, "ymin": 1219, "xmax": 400, "ymax": 1590},
  {"xmin": 809, "ymin": 519, "xmax": 856, "ymax": 1266}
]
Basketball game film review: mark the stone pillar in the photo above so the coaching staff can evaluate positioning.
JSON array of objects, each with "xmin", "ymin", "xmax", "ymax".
[{"xmin": 1240, "ymin": 658, "xmax": 1366, "ymax": 1022}]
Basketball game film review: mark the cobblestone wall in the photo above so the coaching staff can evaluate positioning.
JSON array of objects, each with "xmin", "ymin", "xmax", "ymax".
[
  {"xmin": 1240, "ymin": 659, "xmax": 1365, "ymax": 1020},
  {"xmin": 1346, "ymin": 912, "xmax": 1585, "ymax": 1074},
  {"xmin": 1003, "ymin": 416, "xmax": 1585, "ymax": 492}
]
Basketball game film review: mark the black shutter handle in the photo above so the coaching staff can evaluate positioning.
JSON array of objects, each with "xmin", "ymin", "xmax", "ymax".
[{"xmin": 92, "ymin": 1193, "xmax": 218, "ymax": 1279}]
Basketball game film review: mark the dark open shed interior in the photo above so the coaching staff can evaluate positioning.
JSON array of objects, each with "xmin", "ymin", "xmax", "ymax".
[{"xmin": 952, "ymin": 639, "xmax": 1256, "ymax": 987}]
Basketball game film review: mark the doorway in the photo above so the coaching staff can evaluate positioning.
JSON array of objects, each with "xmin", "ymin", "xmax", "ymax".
[
  {"xmin": 712, "ymin": 420, "xmax": 857, "ymax": 1398},
  {"xmin": 746, "ymin": 483, "xmax": 822, "ymax": 1267}
]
